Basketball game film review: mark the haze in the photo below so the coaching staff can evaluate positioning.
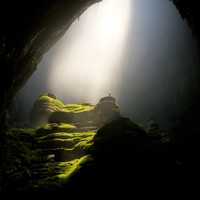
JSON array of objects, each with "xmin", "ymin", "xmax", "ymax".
[{"xmin": 15, "ymin": 0, "xmax": 200, "ymax": 128}]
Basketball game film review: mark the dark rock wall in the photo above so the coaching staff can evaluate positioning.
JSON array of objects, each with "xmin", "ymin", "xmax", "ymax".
[
  {"xmin": 171, "ymin": 1, "xmax": 200, "ymax": 154},
  {"xmin": 172, "ymin": 0, "xmax": 200, "ymax": 39}
]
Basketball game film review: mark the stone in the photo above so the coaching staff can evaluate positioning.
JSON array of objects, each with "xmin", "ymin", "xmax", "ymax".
[{"xmin": 30, "ymin": 94, "xmax": 121, "ymax": 128}]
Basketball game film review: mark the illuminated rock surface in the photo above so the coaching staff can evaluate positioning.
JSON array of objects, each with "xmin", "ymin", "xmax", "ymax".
[{"xmin": 30, "ymin": 94, "xmax": 120, "ymax": 127}]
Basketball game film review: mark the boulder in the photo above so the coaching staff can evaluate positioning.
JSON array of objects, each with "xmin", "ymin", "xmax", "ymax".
[{"xmin": 30, "ymin": 94, "xmax": 121, "ymax": 128}]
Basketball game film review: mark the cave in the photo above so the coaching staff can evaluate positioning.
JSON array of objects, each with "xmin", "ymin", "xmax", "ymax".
[{"xmin": 0, "ymin": 0, "xmax": 200, "ymax": 194}]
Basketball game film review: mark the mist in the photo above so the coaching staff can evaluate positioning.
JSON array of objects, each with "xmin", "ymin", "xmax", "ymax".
[{"xmin": 15, "ymin": 0, "xmax": 200, "ymax": 128}]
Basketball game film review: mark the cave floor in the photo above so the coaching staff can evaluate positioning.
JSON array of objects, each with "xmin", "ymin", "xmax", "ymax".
[{"xmin": 4, "ymin": 122, "xmax": 97, "ymax": 192}]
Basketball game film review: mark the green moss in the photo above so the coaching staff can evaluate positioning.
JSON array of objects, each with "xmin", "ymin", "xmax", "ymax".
[
  {"xmin": 21, "ymin": 155, "xmax": 92, "ymax": 191},
  {"xmin": 63, "ymin": 103, "xmax": 95, "ymax": 113},
  {"xmin": 74, "ymin": 139, "xmax": 94, "ymax": 151},
  {"xmin": 57, "ymin": 123, "xmax": 76, "ymax": 129},
  {"xmin": 36, "ymin": 123, "xmax": 77, "ymax": 136},
  {"xmin": 39, "ymin": 123, "xmax": 76, "ymax": 130},
  {"xmin": 39, "ymin": 95, "xmax": 65, "ymax": 108},
  {"xmin": 56, "ymin": 155, "xmax": 92, "ymax": 183},
  {"xmin": 38, "ymin": 131, "xmax": 95, "ymax": 141},
  {"xmin": 5, "ymin": 118, "xmax": 96, "ymax": 191},
  {"xmin": 37, "ymin": 131, "xmax": 96, "ymax": 156},
  {"xmin": 38, "ymin": 95, "xmax": 66, "ymax": 112},
  {"xmin": 38, "ymin": 95, "xmax": 94, "ymax": 114}
]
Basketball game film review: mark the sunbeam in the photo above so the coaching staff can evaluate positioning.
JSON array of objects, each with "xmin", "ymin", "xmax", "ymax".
[{"xmin": 48, "ymin": 0, "xmax": 131, "ymax": 103}]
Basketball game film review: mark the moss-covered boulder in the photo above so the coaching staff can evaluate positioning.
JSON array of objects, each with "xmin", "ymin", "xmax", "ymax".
[
  {"xmin": 89, "ymin": 117, "xmax": 162, "ymax": 158},
  {"xmin": 30, "ymin": 94, "xmax": 120, "ymax": 127},
  {"xmin": 30, "ymin": 94, "xmax": 95, "ymax": 127},
  {"xmin": 30, "ymin": 94, "xmax": 66, "ymax": 126}
]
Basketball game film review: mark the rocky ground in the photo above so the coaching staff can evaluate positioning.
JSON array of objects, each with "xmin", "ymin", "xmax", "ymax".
[
  {"xmin": 0, "ymin": 95, "xmax": 183, "ymax": 193},
  {"xmin": 2, "ymin": 113, "xmax": 98, "ymax": 192}
]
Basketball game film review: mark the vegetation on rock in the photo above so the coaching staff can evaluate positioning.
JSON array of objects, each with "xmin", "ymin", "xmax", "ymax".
[
  {"xmin": 1, "ymin": 113, "xmax": 175, "ymax": 193},
  {"xmin": 2, "ymin": 116, "xmax": 97, "ymax": 192},
  {"xmin": 30, "ymin": 94, "xmax": 120, "ymax": 128},
  {"xmin": 1, "ymin": 95, "xmax": 177, "ymax": 193}
]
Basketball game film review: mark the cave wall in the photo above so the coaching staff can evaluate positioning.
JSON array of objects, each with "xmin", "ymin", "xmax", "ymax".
[
  {"xmin": 0, "ymin": 0, "xmax": 199, "ymax": 126},
  {"xmin": 0, "ymin": 0, "xmax": 100, "ymax": 125},
  {"xmin": 172, "ymin": 0, "xmax": 200, "ymax": 39},
  {"xmin": 171, "ymin": 0, "xmax": 200, "ymax": 140}
]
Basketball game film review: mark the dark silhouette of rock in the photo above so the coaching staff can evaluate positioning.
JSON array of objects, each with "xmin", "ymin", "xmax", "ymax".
[{"xmin": 95, "ymin": 94, "xmax": 120, "ymax": 125}]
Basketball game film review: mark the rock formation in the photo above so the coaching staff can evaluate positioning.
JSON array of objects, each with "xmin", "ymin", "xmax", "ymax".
[
  {"xmin": 30, "ymin": 93, "xmax": 120, "ymax": 128},
  {"xmin": 2, "ymin": 114, "xmax": 175, "ymax": 193},
  {"xmin": 1, "ymin": 91, "xmax": 178, "ymax": 193},
  {"xmin": 95, "ymin": 94, "xmax": 120, "ymax": 125}
]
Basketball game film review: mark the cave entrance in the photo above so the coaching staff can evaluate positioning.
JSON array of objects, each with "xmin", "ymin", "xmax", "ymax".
[
  {"xmin": 2, "ymin": 0, "xmax": 200, "ymax": 193},
  {"xmin": 9, "ymin": 0, "xmax": 200, "ymax": 130}
]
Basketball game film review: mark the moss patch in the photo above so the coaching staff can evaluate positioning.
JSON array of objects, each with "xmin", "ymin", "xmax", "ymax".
[
  {"xmin": 36, "ymin": 123, "xmax": 77, "ymax": 136},
  {"xmin": 20, "ymin": 155, "xmax": 92, "ymax": 192},
  {"xmin": 63, "ymin": 103, "xmax": 95, "ymax": 113},
  {"xmin": 38, "ymin": 95, "xmax": 94, "ymax": 113},
  {"xmin": 4, "ymin": 121, "xmax": 97, "ymax": 192},
  {"xmin": 57, "ymin": 155, "xmax": 91, "ymax": 183},
  {"xmin": 38, "ymin": 95, "xmax": 65, "ymax": 111}
]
